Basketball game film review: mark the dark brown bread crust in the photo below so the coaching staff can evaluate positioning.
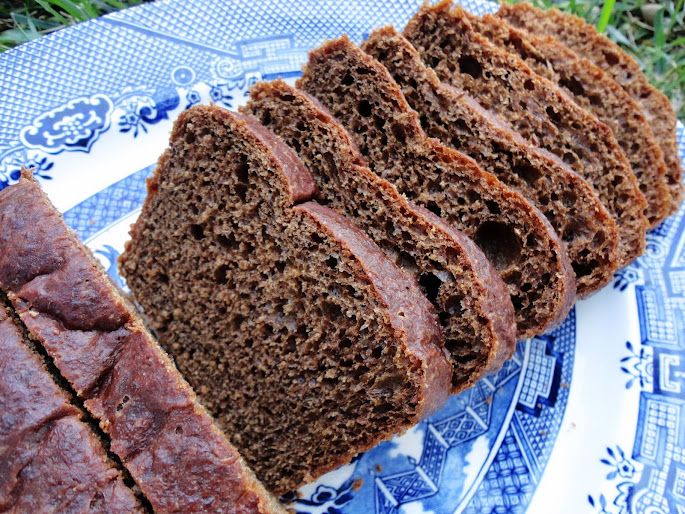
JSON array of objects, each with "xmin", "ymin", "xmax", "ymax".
[
  {"xmin": 0, "ymin": 171, "xmax": 284, "ymax": 514},
  {"xmin": 498, "ymin": 2, "xmax": 683, "ymax": 213},
  {"xmin": 471, "ymin": 12, "xmax": 671, "ymax": 226},
  {"xmin": 244, "ymin": 80, "xmax": 516, "ymax": 392},
  {"xmin": 404, "ymin": 2, "xmax": 648, "ymax": 266},
  {"xmin": 120, "ymin": 105, "xmax": 451, "ymax": 493},
  {"xmin": 298, "ymin": 36, "xmax": 575, "ymax": 338},
  {"xmin": 363, "ymin": 26, "xmax": 620, "ymax": 297},
  {"xmin": 0, "ymin": 307, "xmax": 141, "ymax": 514}
]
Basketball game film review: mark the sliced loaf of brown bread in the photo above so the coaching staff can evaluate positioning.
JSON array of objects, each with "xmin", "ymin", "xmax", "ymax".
[
  {"xmin": 363, "ymin": 26, "xmax": 620, "ymax": 297},
  {"xmin": 498, "ymin": 2, "xmax": 682, "ymax": 212},
  {"xmin": 0, "ymin": 171, "xmax": 286, "ymax": 513},
  {"xmin": 119, "ymin": 106, "xmax": 452, "ymax": 493},
  {"xmin": 298, "ymin": 36, "xmax": 575, "ymax": 338},
  {"xmin": 404, "ymin": 2, "xmax": 648, "ymax": 266},
  {"xmin": 0, "ymin": 306, "xmax": 142, "ymax": 513},
  {"xmin": 244, "ymin": 79, "xmax": 516, "ymax": 392},
  {"xmin": 470, "ymin": 12, "xmax": 671, "ymax": 227}
]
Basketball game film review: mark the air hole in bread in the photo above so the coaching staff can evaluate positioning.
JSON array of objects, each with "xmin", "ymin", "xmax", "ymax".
[
  {"xmin": 511, "ymin": 162, "xmax": 541, "ymax": 185},
  {"xmin": 559, "ymin": 76, "xmax": 585, "ymax": 96},
  {"xmin": 572, "ymin": 260, "xmax": 595, "ymax": 278},
  {"xmin": 458, "ymin": 55, "xmax": 482, "ymax": 77},
  {"xmin": 391, "ymin": 123, "xmax": 406, "ymax": 144},
  {"xmin": 357, "ymin": 100, "xmax": 372, "ymax": 117},
  {"xmin": 260, "ymin": 110, "xmax": 272, "ymax": 126},
  {"xmin": 189, "ymin": 224, "xmax": 204, "ymax": 240},
  {"xmin": 418, "ymin": 272, "xmax": 442, "ymax": 303},
  {"xmin": 325, "ymin": 255, "xmax": 338, "ymax": 269},
  {"xmin": 425, "ymin": 201, "xmax": 441, "ymax": 217},
  {"xmin": 214, "ymin": 264, "xmax": 229, "ymax": 284},
  {"xmin": 322, "ymin": 301, "xmax": 342, "ymax": 320},
  {"xmin": 396, "ymin": 251, "xmax": 418, "ymax": 273},
  {"xmin": 474, "ymin": 221, "xmax": 522, "ymax": 270},
  {"xmin": 485, "ymin": 200, "xmax": 501, "ymax": 215},
  {"xmin": 562, "ymin": 152, "xmax": 577, "ymax": 165},
  {"xmin": 603, "ymin": 51, "xmax": 619, "ymax": 66},
  {"xmin": 545, "ymin": 106, "xmax": 561, "ymax": 126},
  {"xmin": 217, "ymin": 233, "xmax": 239, "ymax": 249}
]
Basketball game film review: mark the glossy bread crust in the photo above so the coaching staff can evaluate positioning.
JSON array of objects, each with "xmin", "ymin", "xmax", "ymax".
[
  {"xmin": 0, "ymin": 170, "xmax": 284, "ymax": 514},
  {"xmin": 0, "ymin": 307, "xmax": 141, "ymax": 514}
]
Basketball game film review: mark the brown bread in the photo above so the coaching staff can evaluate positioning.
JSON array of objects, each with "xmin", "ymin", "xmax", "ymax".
[
  {"xmin": 0, "ymin": 171, "xmax": 286, "ymax": 514},
  {"xmin": 244, "ymin": 79, "xmax": 516, "ymax": 392},
  {"xmin": 363, "ymin": 26, "xmax": 620, "ymax": 297},
  {"xmin": 470, "ymin": 12, "xmax": 671, "ymax": 227},
  {"xmin": 0, "ymin": 306, "xmax": 142, "ymax": 514},
  {"xmin": 298, "ymin": 36, "xmax": 575, "ymax": 338},
  {"xmin": 119, "ymin": 106, "xmax": 452, "ymax": 493},
  {"xmin": 498, "ymin": 2, "xmax": 683, "ymax": 212},
  {"xmin": 404, "ymin": 2, "xmax": 648, "ymax": 266}
]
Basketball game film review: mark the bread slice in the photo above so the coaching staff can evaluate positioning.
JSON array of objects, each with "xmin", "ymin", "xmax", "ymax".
[
  {"xmin": 498, "ymin": 2, "xmax": 683, "ymax": 213},
  {"xmin": 0, "ymin": 171, "xmax": 286, "ymax": 513},
  {"xmin": 119, "ymin": 106, "xmax": 452, "ymax": 493},
  {"xmin": 0, "ymin": 305, "xmax": 142, "ymax": 513},
  {"xmin": 298, "ymin": 36, "xmax": 575, "ymax": 338},
  {"xmin": 470, "ymin": 12, "xmax": 671, "ymax": 227},
  {"xmin": 244, "ymin": 79, "xmax": 516, "ymax": 392},
  {"xmin": 363, "ymin": 26, "xmax": 620, "ymax": 297},
  {"xmin": 404, "ymin": 2, "xmax": 648, "ymax": 266}
]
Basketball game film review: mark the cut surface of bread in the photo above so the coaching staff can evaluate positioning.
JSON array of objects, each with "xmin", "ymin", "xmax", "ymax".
[
  {"xmin": 244, "ymin": 79, "xmax": 516, "ymax": 392},
  {"xmin": 470, "ymin": 12, "xmax": 670, "ymax": 227},
  {"xmin": 119, "ymin": 106, "xmax": 452, "ymax": 493},
  {"xmin": 363, "ymin": 26, "xmax": 620, "ymax": 297},
  {"xmin": 498, "ymin": 2, "xmax": 683, "ymax": 212},
  {"xmin": 404, "ymin": 2, "xmax": 648, "ymax": 266},
  {"xmin": 0, "ymin": 306, "xmax": 142, "ymax": 514},
  {"xmin": 0, "ymin": 171, "xmax": 285, "ymax": 514},
  {"xmin": 298, "ymin": 36, "xmax": 575, "ymax": 338}
]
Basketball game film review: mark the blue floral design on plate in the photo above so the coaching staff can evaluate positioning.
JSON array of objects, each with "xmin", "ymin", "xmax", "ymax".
[
  {"xmin": 116, "ymin": 86, "xmax": 181, "ymax": 137},
  {"xmin": 20, "ymin": 94, "xmax": 113, "ymax": 153}
]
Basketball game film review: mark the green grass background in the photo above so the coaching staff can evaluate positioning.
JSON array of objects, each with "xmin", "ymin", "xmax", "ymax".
[{"xmin": 0, "ymin": 0, "xmax": 683, "ymax": 117}]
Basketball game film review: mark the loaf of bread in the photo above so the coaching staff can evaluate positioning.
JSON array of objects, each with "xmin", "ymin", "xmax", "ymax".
[
  {"xmin": 0, "ymin": 171, "xmax": 285, "ymax": 513},
  {"xmin": 363, "ymin": 26, "xmax": 620, "ymax": 297},
  {"xmin": 498, "ymin": 2, "xmax": 682, "ymax": 212},
  {"xmin": 244, "ymin": 79, "xmax": 516, "ymax": 392},
  {"xmin": 119, "ymin": 106, "xmax": 452, "ymax": 493},
  {"xmin": 298, "ymin": 36, "xmax": 575, "ymax": 338},
  {"xmin": 404, "ymin": 2, "xmax": 648, "ymax": 266},
  {"xmin": 471, "ymin": 11, "xmax": 670, "ymax": 226},
  {"xmin": 0, "ymin": 306, "xmax": 142, "ymax": 513}
]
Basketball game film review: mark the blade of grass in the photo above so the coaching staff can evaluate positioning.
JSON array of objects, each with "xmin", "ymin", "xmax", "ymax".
[
  {"xmin": 669, "ymin": 0, "xmax": 684, "ymax": 33},
  {"xmin": 34, "ymin": 0, "xmax": 69, "ymax": 25},
  {"xmin": 46, "ymin": 0, "xmax": 98, "ymax": 21},
  {"xmin": 11, "ymin": 13, "xmax": 61, "ymax": 31},
  {"xmin": 597, "ymin": 0, "xmax": 616, "ymax": 33},
  {"xmin": 653, "ymin": 6, "xmax": 666, "ymax": 74}
]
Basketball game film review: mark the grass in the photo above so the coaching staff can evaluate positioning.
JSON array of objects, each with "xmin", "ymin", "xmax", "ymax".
[
  {"xmin": 0, "ymin": 0, "xmax": 144, "ymax": 51},
  {"xmin": 0, "ymin": 0, "xmax": 683, "ymax": 116},
  {"xmin": 514, "ymin": 0, "xmax": 685, "ymax": 117}
]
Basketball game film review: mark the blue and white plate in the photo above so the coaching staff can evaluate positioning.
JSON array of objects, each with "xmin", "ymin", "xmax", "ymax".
[{"xmin": 1, "ymin": 1, "xmax": 683, "ymax": 512}]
